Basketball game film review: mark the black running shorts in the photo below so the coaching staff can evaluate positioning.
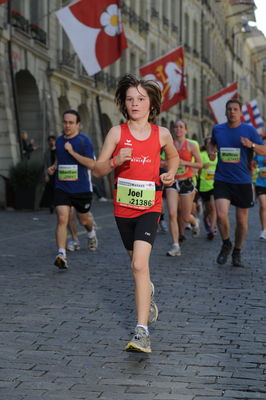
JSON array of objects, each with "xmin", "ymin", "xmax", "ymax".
[
  {"xmin": 166, "ymin": 178, "xmax": 195, "ymax": 195},
  {"xmin": 199, "ymin": 189, "xmax": 214, "ymax": 202},
  {"xmin": 255, "ymin": 186, "xmax": 266, "ymax": 196},
  {"xmin": 214, "ymin": 180, "xmax": 254, "ymax": 208},
  {"xmin": 115, "ymin": 212, "xmax": 161, "ymax": 251},
  {"xmin": 54, "ymin": 189, "xmax": 92, "ymax": 213}
]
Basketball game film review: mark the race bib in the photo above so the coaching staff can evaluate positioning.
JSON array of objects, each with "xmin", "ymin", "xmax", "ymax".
[
  {"xmin": 259, "ymin": 167, "xmax": 266, "ymax": 179},
  {"xmin": 58, "ymin": 165, "xmax": 78, "ymax": 181},
  {"xmin": 205, "ymin": 169, "xmax": 215, "ymax": 180},
  {"xmin": 176, "ymin": 165, "xmax": 186, "ymax": 176},
  {"xmin": 220, "ymin": 148, "xmax": 240, "ymax": 163},
  {"xmin": 116, "ymin": 177, "xmax": 155, "ymax": 210}
]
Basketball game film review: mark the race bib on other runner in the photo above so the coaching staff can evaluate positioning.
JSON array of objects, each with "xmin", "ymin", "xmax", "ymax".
[
  {"xmin": 220, "ymin": 148, "xmax": 240, "ymax": 163},
  {"xmin": 205, "ymin": 169, "xmax": 215, "ymax": 180},
  {"xmin": 259, "ymin": 167, "xmax": 266, "ymax": 179},
  {"xmin": 116, "ymin": 177, "xmax": 155, "ymax": 210},
  {"xmin": 58, "ymin": 165, "xmax": 78, "ymax": 181},
  {"xmin": 176, "ymin": 165, "xmax": 186, "ymax": 176}
]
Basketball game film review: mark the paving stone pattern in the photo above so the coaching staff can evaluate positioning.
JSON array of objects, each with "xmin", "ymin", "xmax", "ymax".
[{"xmin": 0, "ymin": 200, "xmax": 265, "ymax": 400}]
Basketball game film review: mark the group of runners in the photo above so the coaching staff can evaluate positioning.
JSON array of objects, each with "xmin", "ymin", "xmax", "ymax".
[{"xmin": 47, "ymin": 74, "xmax": 266, "ymax": 353}]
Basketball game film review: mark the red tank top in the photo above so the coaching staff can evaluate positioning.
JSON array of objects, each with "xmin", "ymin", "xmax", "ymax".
[
  {"xmin": 175, "ymin": 139, "xmax": 193, "ymax": 179},
  {"xmin": 113, "ymin": 123, "xmax": 163, "ymax": 218}
]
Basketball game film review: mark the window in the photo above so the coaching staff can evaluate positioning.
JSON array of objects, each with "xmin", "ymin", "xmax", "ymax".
[
  {"xmin": 192, "ymin": 78, "xmax": 197, "ymax": 109},
  {"xmin": 193, "ymin": 20, "xmax": 198, "ymax": 51},
  {"xmin": 130, "ymin": 52, "xmax": 136, "ymax": 74},
  {"xmin": 150, "ymin": 42, "xmax": 156, "ymax": 60},
  {"xmin": 12, "ymin": 0, "xmax": 23, "ymax": 13},
  {"xmin": 184, "ymin": 13, "xmax": 189, "ymax": 46},
  {"xmin": 30, "ymin": 0, "xmax": 47, "ymax": 30},
  {"xmin": 119, "ymin": 53, "xmax": 127, "ymax": 76}
]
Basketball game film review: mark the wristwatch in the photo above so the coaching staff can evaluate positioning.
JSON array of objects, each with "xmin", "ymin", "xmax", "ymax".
[{"xmin": 251, "ymin": 143, "xmax": 256, "ymax": 149}]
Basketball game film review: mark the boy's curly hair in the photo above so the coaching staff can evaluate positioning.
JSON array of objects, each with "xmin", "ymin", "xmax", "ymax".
[{"xmin": 115, "ymin": 74, "xmax": 162, "ymax": 123}]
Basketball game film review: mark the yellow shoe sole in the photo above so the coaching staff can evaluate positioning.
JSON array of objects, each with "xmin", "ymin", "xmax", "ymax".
[{"xmin": 125, "ymin": 341, "xmax": 151, "ymax": 353}]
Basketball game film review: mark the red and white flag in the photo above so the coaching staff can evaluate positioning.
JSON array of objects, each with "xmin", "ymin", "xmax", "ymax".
[
  {"xmin": 139, "ymin": 46, "xmax": 187, "ymax": 112},
  {"xmin": 56, "ymin": 0, "xmax": 127, "ymax": 76},
  {"xmin": 205, "ymin": 82, "xmax": 238, "ymax": 124},
  {"xmin": 242, "ymin": 99, "xmax": 265, "ymax": 135}
]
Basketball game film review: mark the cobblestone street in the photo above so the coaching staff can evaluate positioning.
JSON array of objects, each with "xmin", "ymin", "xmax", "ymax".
[{"xmin": 0, "ymin": 200, "xmax": 265, "ymax": 400}]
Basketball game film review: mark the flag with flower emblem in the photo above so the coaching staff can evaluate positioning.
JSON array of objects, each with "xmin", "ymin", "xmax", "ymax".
[
  {"xmin": 139, "ymin": 47, "xmax": 187, "ymax": 112},
  {"xmin": 56, "ymin": 0, "xmax": 127, "ymax": 76}
]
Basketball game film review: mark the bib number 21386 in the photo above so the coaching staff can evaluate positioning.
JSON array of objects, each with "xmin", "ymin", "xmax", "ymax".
[{"xmin": 116, "ymin": 177, "xmax": 155, "ymax": 210}]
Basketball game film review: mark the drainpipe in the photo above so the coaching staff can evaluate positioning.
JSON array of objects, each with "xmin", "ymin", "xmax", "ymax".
[
  {"xmin": 179, "ymin": 0, "xmax": 183, "ymax": 119},
  {"xmin": 200, "ymin": 7, "xmax": 205, "ymax": 139},
  {"xmin": 7, "ymin": 1, "xmax": 22, "ymax": 158}
]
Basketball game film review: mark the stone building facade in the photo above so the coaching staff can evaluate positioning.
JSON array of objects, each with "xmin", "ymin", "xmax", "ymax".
[{"xmin": 0, "ymin": 0, "xmax": 265, "ymax": 204}]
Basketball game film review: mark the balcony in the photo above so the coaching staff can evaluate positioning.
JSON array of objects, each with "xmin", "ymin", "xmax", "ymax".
[
  {"xmin": 171, "ymin": 24, "xmax": 178, "ymax": 34},
  {"xmin": 29, "ymin": 24, "xmax": 47, "ymax": 45},
  {"xmin": 95, "ymin": 71, "xmax": 118, "ymax": 91},
  {"xmin": 60, "ymin": 50, "xmax": 76, "ymax": 69},
  {"xmin": 128, "ymin": 9, "xmax": 138, "ymax": 26},
  {"xmin": 184, "ymin": 43, "xmax": 191, "ymax": 53},
  {"xmin": 151, "ymin": 8, "xmax": 159, "ymax": 19},
  {"xmin": 11, "ymin": 9, "xmax": 29, "ymax": 33},
  {"xmin": 11, "ymin": 9, "xmax": 47, "ymax": 45},
  {"xmin": 193, "ymin": 48, "xmax": 199, "ymax": 58},
  {"xmin": 120, "ymin": 2, "xmax": 149, "ymax": 35},
  {"xmin": 138, "ymin": 19, "xmax": 149, "ymax": 34},
  {"xmin": 163, "ymin": 16, "xmax": 169, "ymax": 29}
]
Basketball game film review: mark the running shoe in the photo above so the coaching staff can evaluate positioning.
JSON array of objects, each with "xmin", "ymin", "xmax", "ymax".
[
  {"xmin": 54, "ymin": 253, "xmax": 68, "ymax": 269},
  {"xmin": 148, "ymin": 282, "xmax": 158, "ymax": 325},
  {"xmin": 203, "ymin": 217, "xmax": 211, "ymax": 233},
  {"xmin": 192, "ymin": 218, "xmax": 200, "ymax": 237},
  {"xmin": 125, "ymin": 326, "xmax": 151, "ymax": 353},
  {"xmin": 185, "ymin": 223, "xmax": 192, "ymax": 230},
  {"xmin": 167, "ymin": 243, "xmax": 181, "ymax": 256},
  {"xmin": 259, "ymin": 230, "xmax": 266, "ymax": 240},
  {"xmin": 216, "ymin": 241, "xmax": 232, "ymax": 265},
  {"xmin": 66, "ymin": 239, "xmax": 80, "ymax": 251},
  {"xmin": 232, "ymin": 249, "xmax": 244, "ymax": 268},
  {"xmin": 88, "ymin": 235, "xmax": 98, "ymax": 251},
  {"xmin": 179, "ymin": 234, "xmax": 186, "ymax": 243},
  {"xmin": 207, "ymin": 231, "xmax": 214, "ymax": 240}
]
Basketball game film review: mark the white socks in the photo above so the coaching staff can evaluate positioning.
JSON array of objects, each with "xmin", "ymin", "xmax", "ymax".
[
  {"xmin": 58, "ymin": 248, "xmax": 66, "ymax": 256},
  {"xmin": 88, "ymin": 229, "xmax": 96, "ymax": 238},
  {"xmin": 137, "ymin": 325, "xmax": 149, "ymax": 336}
]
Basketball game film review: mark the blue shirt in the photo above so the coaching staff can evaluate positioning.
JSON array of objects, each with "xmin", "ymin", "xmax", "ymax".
[
  {"xmin": 254, "ymin": 154, "xmax": 266, "ymax": 188},
  {"xmin": 211, "ymin": 123, "xmax": 263, "ymax": 184},
  {"xmin": 55, "ymin": 133, "xmax": 94, "ymax": 193}
]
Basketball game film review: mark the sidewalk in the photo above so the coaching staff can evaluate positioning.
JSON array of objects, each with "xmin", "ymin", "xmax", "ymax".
[{"xmin": 0, "ymin": 200, "xmax": 265, "ymax": 400}]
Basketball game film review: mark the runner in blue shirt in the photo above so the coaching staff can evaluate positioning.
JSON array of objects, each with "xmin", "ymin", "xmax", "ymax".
[
  {"xmin": 254, "ymin": 136, "xmax": 266, "ymax": 239},
  {"xmin": 48, "ymin": 109, "xmax": 98, "ymax": 269},
  {"xmin": 209, "ymin": 99, "xmax": 266, "ymax": 267}
]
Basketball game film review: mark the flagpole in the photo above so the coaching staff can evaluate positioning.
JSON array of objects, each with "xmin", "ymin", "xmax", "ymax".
[{"xmin": 7, "ymin": 0, "xmax": 22, "ymax": 157}]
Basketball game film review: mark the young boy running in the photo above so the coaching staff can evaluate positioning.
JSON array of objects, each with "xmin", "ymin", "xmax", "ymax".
[{"xmin": 93, "ymin": 74, "xmax": 179, "ymax": 353}]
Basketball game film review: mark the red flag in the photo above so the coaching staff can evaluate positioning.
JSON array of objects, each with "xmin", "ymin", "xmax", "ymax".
[
  {"xmin": 56, "ymin": 0, "xmax": 127, "ymax": 76},
  {"xmin": 139, "ymin": 46, "xmax": 187, "ymax": 112},
  {"xmin": 205, "ymin": 82, "xmax": 238, "ymax": 124},
  {"xmin": 0, "ymin": 0, "xmax": 10, "ymax": 3}
]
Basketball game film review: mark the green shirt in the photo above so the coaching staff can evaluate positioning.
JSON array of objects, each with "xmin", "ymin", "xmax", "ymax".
[{"xmin": 199, "ymin": 150, "xmax": 217, "ymax": 192}]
